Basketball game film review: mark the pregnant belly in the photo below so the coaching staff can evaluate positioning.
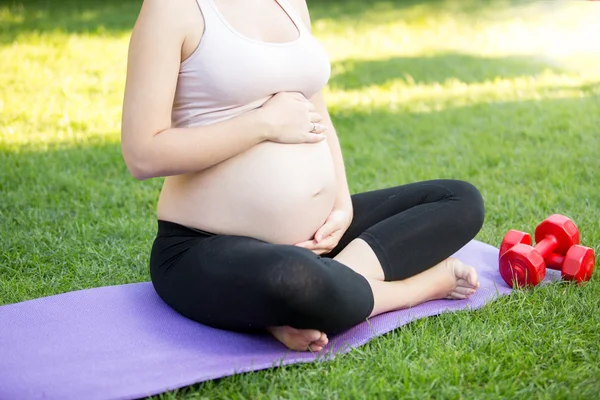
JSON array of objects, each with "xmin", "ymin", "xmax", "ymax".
[{"xmin": 157, "ymin": 140, "xmax": 338, "ymax": 245}]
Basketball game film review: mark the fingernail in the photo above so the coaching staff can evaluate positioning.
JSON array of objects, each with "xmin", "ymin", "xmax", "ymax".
[{"xmin": 316, "ymin": 234, "xmax": 322, "ymax": 242}]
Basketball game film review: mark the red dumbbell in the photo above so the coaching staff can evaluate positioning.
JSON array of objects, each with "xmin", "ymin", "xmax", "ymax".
[
  {"xmin": 499, "ymin": 214, "xmax": 596, "ymax": 288},
  {"xmin": 531, "ymin": 216, "xmax": 594, "ymax": 283}
]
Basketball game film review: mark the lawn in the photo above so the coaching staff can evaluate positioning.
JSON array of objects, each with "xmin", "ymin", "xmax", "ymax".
[{"xmin": 1, "ymin": 0, "xmax": 599, "ymax": 398}]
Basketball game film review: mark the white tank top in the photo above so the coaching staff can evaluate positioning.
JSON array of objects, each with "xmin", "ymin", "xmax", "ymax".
[{"xmin": 171, "ymin": 0, "xmax": 332, "ymax": 128}]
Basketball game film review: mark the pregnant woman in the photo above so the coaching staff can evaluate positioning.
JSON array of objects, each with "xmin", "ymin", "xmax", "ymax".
[{"xmin": 121, "ymin": 0, "xmax": 485, "ymax": 352}]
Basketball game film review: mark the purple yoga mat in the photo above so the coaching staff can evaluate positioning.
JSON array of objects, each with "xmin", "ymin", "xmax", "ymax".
[{"xmin": 0, "ymin": 240, "xmax": 535, "ymax": 400}]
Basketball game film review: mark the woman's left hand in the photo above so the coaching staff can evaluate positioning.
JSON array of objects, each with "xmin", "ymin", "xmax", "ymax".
[{"xmin": 294, "ymin": 207, "xmax": 353, "ymax": 255}]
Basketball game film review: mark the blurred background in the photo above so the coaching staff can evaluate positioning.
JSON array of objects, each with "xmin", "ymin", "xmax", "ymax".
[
  {"xmin": 1, "ymin": 0, "xmax": 599, "ymax": 147},
  {"xmin": 1, "ymin": 0, "xmax": 599, "ymax": 295}
]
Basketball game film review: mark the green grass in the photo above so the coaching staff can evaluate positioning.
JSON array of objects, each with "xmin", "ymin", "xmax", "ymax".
[{"xmin": 1, "ymin": 0, "xmax": 600, "ymax": 398}]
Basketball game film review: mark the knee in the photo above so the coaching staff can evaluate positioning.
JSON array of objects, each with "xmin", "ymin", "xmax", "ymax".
[
  {"xmin": 265, "ymin": 248, "xmax": 339, "ymax": 308},
  {"xmin": 266, "ymin": 248, "xmax": 372, "ymax": 333},
  {"xmin": 448, "ymin": 180, "xmax": 485, "ymax": 234}
]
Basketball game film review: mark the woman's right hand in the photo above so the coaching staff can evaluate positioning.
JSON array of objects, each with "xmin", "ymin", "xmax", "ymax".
[{"xmin": 259, "ymin": 92, "xmax": 328, "ymax": 144}]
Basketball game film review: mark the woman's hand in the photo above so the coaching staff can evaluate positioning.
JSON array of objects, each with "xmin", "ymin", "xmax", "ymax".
[
  {"xmin": 294, "ymin": 207, "xmax": 353, "ymax": 255},
  {"xmin": 260, "ymin": 92, "xmax": 328, "ymax": 144}
]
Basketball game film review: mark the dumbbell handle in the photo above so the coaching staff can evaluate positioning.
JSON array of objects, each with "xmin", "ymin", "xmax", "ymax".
[
  {"xmin": 545, "ymin": 252, "xmax": 565, "ymax": 271},
  {"xmin": 533, "ymin": 235, "xmax": 560, "ymax": 259}
]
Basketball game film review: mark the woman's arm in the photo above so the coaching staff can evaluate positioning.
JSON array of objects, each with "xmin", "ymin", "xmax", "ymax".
[
  {"xmin": 288, "ymin": 0, "xmax": 353, "ymax": 211},
  {"xmin": 121, "ymin": 0, "xmax": 270, "ymax": 180}
]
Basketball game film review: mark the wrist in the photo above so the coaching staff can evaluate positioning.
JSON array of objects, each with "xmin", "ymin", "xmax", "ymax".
[{"xmin": 252, "ymin": 107, "xmax": 273, "ymax": 142}]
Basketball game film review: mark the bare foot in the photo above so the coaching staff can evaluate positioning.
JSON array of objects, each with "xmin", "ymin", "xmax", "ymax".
[
  {"xmin": 267, "ymin": 326, "xmax": 328, "ymax": 352},
  {"xmin": 436, "ymin": 257, "xmax": 480, "ymax": 300}
]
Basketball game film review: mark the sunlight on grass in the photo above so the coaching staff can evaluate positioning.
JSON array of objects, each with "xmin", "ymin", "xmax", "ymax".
[
  {"xmin": 325, "ymin": 72, "xmax": 599, "ymax": 114},
  {"xmin": 0, "ymin": 35, "xmax": 128, "ymax": 148},
  {"xmin": 315, "ymin": 1, "xmax": 600, "ymax": 63},
  {"xmin": 1, "ymin": 0, "xmax": 598, "ymax": 149}
]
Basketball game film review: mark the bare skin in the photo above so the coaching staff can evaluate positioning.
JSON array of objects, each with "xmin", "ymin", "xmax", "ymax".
[
  {"xmin": 267, "ymin": 327, "xmax": 329, "ymax": 352},
  {"xmin": 269, "ymin": 239, "xmax": 480, "ymax": 352},
  {"xmin": 122, "ymin": 0, "xmax": 481, "ymax": 353}
]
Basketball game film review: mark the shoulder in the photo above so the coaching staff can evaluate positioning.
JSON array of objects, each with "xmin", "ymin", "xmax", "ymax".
[
  {"xmin": 135, "ymin": 0, "xmax": 201, "ymax": 37},
  {"xmin": 284, "ymin": 0, "xmax": 312, "ymax": 31},
  {"xmin": 138, "ymin": 0, "xmax": 196, "ymax": 19}
]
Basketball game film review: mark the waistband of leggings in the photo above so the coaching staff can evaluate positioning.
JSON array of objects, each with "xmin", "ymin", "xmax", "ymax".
[{"xmin": 157, "ymin": 220, "xmax": 217, "ymax": 237}]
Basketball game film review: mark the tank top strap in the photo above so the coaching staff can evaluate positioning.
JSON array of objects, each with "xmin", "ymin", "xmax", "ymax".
[
  {"xmin": 194, "ymin": 0, "xmax": 223, "ymax": 30},
  {"xmin": 274, "ymin": 0, "xmax": 310, "ymax": 32}
]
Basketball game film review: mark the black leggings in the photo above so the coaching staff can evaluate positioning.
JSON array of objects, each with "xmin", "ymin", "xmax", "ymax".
[{"xmin": 150, "ymin": 180, "xmax": 484, "ymax": 334}]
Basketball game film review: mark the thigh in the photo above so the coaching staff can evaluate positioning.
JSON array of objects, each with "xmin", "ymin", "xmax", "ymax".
[
  {"xmin": 330, "ymin": 180, "xmax": 484, "ymax": 281},
  {"xmin": 327, "ymin": 180, "xmax": 459, "ymax": 257},
  {"xmin": 150, "ymin": 233, "xmax": 373, "ymax": 333}
]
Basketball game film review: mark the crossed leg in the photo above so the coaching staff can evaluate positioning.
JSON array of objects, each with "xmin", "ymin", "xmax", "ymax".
[
  {"xmin": 269, "ymin": 239, "xmax": 480, "ymax": 351},
  {"xmin": 268, "ymin": 180, "xmax": 485, "ymax": 351}
]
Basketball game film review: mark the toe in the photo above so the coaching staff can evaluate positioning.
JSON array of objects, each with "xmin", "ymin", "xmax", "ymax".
[
  {"xmin": 446, "ymin": 292, "xmax": 467, "ymax": 300},
  {"xmin": 457, "ymin": 267, "xmax": 479, "ymax": 288},
  {"xmin": 268, "ymin": 326, "xmax": 324, "ymax": 352},
  {"xmin": 302, "ymin": 330, "xmax": 322, "ymax": 343},
  {"xmin": 456, "ymin": 278, "xmax": 478, "ymax": 290},
  {"xmin": 453, "ymin": 286, "xmax": 476, "ymax": 296},
  {"xmin": 309, "ymin": 344, "xmax": 324, "ymax": 352},
  {"xmin": 468, "ymin": 269, "xmax": 479, "ymax": 287},
  {"xmin": 314, "ymin": 332, "xmax": 328, "ymax": 347},
  {"xmin": 456, "ymin": 278, "xmax": 470, "ymax": 287}
]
